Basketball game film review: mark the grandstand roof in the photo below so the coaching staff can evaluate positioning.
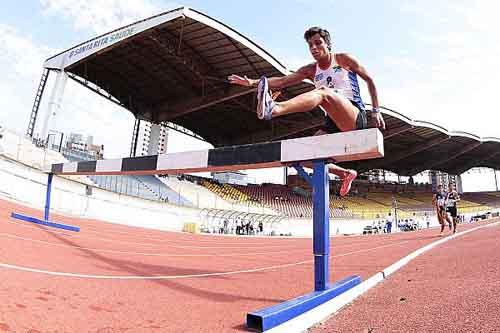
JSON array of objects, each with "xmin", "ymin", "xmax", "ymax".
[
  {"xmin": 43, "ymin": 6, "xmax": 500, "ymax": 176},
  {"xmin": 342, "ymin": 108, "xmax": 500, "ymax": 176}
]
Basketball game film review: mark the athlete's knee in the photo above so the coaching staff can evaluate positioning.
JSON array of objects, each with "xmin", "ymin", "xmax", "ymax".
[
  {"xmin": 316, "ymin": 86, "xmax": 341, "ymax": 104},
  {"xmin": 316, "ymin": 87, "xmax": 337, "ymax": 103}
]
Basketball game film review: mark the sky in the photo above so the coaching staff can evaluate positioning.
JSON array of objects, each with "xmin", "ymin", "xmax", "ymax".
[{"xmin": 1, "ymin": 0, "xmax": 499, "ymax": 190}]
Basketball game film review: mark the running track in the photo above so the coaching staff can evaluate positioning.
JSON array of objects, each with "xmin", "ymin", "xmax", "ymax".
[
  {"xmin": 0, "ymin": 198, "xmax": 497, "ymax": 332},
  {"xmin": 309, "ymin": 219, "xmax": 500, "ymax": 332}
]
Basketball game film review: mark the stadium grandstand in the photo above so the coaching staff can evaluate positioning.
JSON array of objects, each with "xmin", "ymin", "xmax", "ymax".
[
  {"xmin": 4, "ymin": 5, "xmax": 500, "ymax": 333},
  {"xmin": 2, "ymin": 6, "xmax": 500, "ymax": 237}
]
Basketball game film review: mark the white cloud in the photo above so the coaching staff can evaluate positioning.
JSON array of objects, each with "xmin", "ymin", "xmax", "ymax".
[
  {"xmin": 271, "ymin": 48, "xmax": 311, "ymax": 71},
  {"xmin": 0, "ymin": 24, "xmax": 56, "ymax": 133},
  {"xmin": 29, "ymin": 0, "xmax": 183, "ymax": 157},
  {"xmin": 378, "ymin": 1, "xmax": 500, "ymax": 138},
  {"xmin": 0, "ymin": 22, "xmax": 134, "ymax": 158},
  {"xmin": 40, "ymin": 0, "xmax": 172, "ymax": 35},
  {"xmin": 0, "ymin": 1, "xmax": 188, "ymax": 158}
]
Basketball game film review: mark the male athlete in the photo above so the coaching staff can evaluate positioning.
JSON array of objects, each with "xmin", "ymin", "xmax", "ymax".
[
  {"xmin": 228, "ymin": 27, "xmax": 385, "ymax": 196},
  {"xmin": 446, "ymin": 183, "xmax": 460, "ymax": 234},
  {"xmin": 432, "ymin": 184, "xmax": 452, "ymax": 236}
]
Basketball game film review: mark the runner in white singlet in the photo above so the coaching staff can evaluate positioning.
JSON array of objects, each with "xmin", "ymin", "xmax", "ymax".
[{"xmin": 228, "ymin": 27, "xmax": 385, "ymax": 196}]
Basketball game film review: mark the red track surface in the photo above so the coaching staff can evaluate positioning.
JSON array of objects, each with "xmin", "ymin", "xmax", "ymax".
[
  {"xmin": 309, "ymin": 220, "xmax": 500, "ymax": 333},
  {"xmin": 0, "ymin": 198, "xmax": 496, "ymax": 332}
]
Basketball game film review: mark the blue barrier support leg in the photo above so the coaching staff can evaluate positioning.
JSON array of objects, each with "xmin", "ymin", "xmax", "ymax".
[
  {"xmin": 247, "ymin": 159, "xmax": 361, "ymax": 332},
  {"xmin": 312, "ymin": 160, "xmax": 330, "ymax": 291},
  {"xmin": 44, "ymin": 173, "xmax": 53, "ymax": 220}
]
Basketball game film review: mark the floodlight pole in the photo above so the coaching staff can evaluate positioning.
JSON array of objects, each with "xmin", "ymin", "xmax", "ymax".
[{"xmin": 393, "ymin": 196, "xmax": 399, "ymax": 233}]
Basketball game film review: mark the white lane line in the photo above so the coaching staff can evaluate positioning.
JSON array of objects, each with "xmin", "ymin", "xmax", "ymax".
[
  {"xmin": 6, "ymin": 217, "xmax": 410, "ymax": 248},
  {"xmin": 0, "ymin": 230, "xmax": 409, "ymax": 258},
  {"xmin": 0, "ymin": 232, "xmax": 308, "ymax": 257},
  {"xmin": 265, "ymin": 221, "xmax": 500, "ymax": 333},
  {"xmin": 6, "ymin": 220, "xmax": 298, "ymax": 249},
  {"xmin": 0, "ymin": 241, "xmax": 410, "ymax": 280}
]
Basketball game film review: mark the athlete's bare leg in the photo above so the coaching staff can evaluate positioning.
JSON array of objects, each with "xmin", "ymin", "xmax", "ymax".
[
  {"xmin": 443, "ymin": 212, "xmax": 453, "ymax": 231},
  {"xmin": 437, "ymin": 209, "xmax": 446, "ymax": 235},
  {"xmin": 270, "ymin": 87, "xmax": 359, "ymax": 131},
  {"xmin": 299, "ymin": 129, "xmax": 357, "ymax": 196},
  {"xmin": 452, "ymin": 215, "xmax": 458, "ymax": 233},
  {"xmin": 262, "ymin": 87, "xmax": 361, "ymax": 196}
]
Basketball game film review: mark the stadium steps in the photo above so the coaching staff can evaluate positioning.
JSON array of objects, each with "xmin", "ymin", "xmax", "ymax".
[{"xmin": 134, "ymin": 175, "xmax": 192, "ymax": 206}]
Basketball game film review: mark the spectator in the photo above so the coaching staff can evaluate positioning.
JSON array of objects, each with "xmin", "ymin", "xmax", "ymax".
[
  {"xmin": 377, "ymin": 219, "xmax": 384, "ymax": 232},
  {"xmin": 386, "ymin": 212, "xmax": 393, "ymax": 233},
  {"xmin": 236, "ymin": 220, "xmax": 242, "ymax": 235},
  {"xmin": 412, "ymin": 212, "xmax": 420, "ymax": 230}
]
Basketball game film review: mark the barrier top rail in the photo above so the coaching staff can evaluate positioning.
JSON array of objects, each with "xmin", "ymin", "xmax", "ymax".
[{"xmin": 49, "ymin": 129, "xmax": 384, "ymax": 176}]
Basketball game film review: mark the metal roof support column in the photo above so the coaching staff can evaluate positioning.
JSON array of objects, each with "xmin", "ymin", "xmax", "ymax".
[
  {"xmin": 40, "ymin": 70, "xmax": 68, "ymax": 143},
  {"xmin": 177, "ymin": 16, "xmax": 185, "ymax": 55},
  {"xmin": 130, "ymin": 118, "xmax": 140, "ymax": 157},
  {"xmin": 495, "ymin": 170, "xmax": 499, "ymax": 191}
]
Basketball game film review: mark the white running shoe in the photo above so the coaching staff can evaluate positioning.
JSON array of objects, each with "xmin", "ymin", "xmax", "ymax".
[{"xmin": 256, "ymin": 76, "xmax": 275, "ymax": 120}]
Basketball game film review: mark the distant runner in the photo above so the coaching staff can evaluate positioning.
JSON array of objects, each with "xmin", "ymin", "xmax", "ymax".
[
  {"xmin": 446, "ymin": 183, "xmax": 460, "ymax": 234},
  {"xmin": 433, "ymin": 184, "xmax": 452, "ymax": 236}
]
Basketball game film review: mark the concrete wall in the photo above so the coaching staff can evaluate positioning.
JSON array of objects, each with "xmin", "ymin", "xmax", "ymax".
[
  {"xmin": 0, "ymin": 128, "xmax": 67, "ymax": 169},
  {"xmin": 2, "ymin": 127, "xmax": 488, "ymax": 237},
  {"xmin": 0, "ymin": 154, "xmax": 469, "ymax": 236},
  {"xmin": 0, "ymin": 155, "xmax": 199, "ymax": 232}
]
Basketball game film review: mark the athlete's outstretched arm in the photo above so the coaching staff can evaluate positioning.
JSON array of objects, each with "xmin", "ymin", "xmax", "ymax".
[
  {"xmin": 227, "ymin": 64, "xmax": 314, "ymax": 89},
  {"xmin": 337, "ymin": 53, "xmax": 386, "ymax": 130}
]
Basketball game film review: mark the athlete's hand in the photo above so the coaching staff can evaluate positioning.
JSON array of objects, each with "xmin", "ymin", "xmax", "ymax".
[
  {"xmin": 374, "ymin": 112, "xmax": 386, "ymax": 130},
  {"xmin": 227, "ymin": 74, "xmax": 255, "ymax": 87}
]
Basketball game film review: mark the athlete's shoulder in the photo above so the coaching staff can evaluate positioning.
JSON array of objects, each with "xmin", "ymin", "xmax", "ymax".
[
  {"xmin": 335, "ymin": 52, "xmax": 356, "ymax": 62},
  {"xmin": 336, "ymin": 52, "xmax": 362, "ymax": 69},
  {"xmin": 297, "ymin": 62, "xmax": 317, "ymax": 79},
  {"xmin": 298, "ymin": 62, "xmax": 316, "ymax": 71}
]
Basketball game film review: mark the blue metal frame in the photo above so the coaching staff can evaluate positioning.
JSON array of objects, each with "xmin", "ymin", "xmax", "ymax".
[
  {"xmin": 246, "ymin": 160, "xmax": 361, "ymax": 332},
  {"xmin": 292, "ymin": 164, "xmax": 312, "ymax": 187},
  {"xmin": 11, "ymin": 212, "xmax": 80, "ymax": 232},
  {"xmin": 312, "ymin": 160, "xmax": 330, "ymax": 291},
  {"xmin": 11, "ymin": 173, "xmax": 80, "ymax": 232},
  {"xmin": 247, "ymin": 275, "xmax": 361, "ymax": 332}
]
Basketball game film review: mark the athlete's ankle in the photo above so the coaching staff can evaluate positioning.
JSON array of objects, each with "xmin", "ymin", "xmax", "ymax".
[{"xmin": 271, "ymin": 103, "xmax": 281, "ymax": 117}]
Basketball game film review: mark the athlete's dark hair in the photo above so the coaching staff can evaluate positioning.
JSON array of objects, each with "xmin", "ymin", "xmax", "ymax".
[{"xmin": 304, "ymin": 27, "xmax": 332, "ymax": 50}]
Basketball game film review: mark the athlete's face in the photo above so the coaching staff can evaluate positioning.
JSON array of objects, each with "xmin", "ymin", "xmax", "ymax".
[{"xmin": 307, "ymin": 34, "xmax": 330, "ymax": 60}]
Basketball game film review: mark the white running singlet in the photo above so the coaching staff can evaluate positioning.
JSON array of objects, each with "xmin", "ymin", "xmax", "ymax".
[{"xmin": 313, "ymin": 57, "xmax": 364, "ymax": 106}]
